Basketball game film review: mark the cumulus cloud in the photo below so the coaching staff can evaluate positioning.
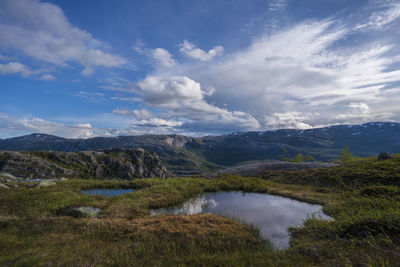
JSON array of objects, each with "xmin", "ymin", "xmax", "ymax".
[
  {"xmin": 134, "ymin": 75, "xmax": 260, "ymax": 132},
  {"xmin": 0, "ymin": 0, "xmax": 127, "ymax": 75},
  {"xmin": 179, "ymin": 40, "xmax": 224, "ymax": 61},
  {"xmin": 162, "ymin": 19, "xmax": 400, "ymax": 130},
  {"xmin": 108, "ymin": 17, "xmax": 400, "ymax": 134},
  {"xmin": 137, "ymin": 76, "xmax": 205, "ymax": 105},
  {"xmin": 264, "ymin": 112, "xmax": 313, "ymax": 129},
  {"xmin": 335, "ymin": 102, "xmax": 393, "ymax": 123},
  {"xmin": 0, "ymin": 62, "xmax": 33, "ymax": 77},
  {"xmin": 152, "ymin": 48, "xmax": 176, "ymax": 68}
]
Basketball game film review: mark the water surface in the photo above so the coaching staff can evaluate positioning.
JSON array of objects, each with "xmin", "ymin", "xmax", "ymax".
[
  {"xmin": 151, "ymin": 191, "xmax": 332, "ymax": 249},
  {"xmin": 82, "ymin": 188, "xmax": 134, "ymax": 197}
]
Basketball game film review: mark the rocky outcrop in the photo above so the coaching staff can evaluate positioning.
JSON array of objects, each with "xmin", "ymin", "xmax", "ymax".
[
  {"xmin": 0, "ymin": 149, "xmax": 170, "ymax": 179},
  {"xmin": 0, "ymin": 183, "xmax": 9, "ymax": 189},
  {"xmin": 37, "ymin": 180, "xmax": 56, "ymax": 187},
  {"xmin": 378, "ymin": 152, "xmax": 393, "ymax": 160},
  {"xmin": 64, "ymin": 206, "xmax": 101, "ymax": 218}
]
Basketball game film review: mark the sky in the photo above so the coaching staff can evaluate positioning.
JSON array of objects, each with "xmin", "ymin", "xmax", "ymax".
[{"xmin": 1, "ymin": 0, "xmax": 400, "ymax": 138}]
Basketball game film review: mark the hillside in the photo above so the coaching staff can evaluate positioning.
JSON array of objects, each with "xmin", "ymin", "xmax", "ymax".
[
  {"xmin": 0, "ymin": 149, "xmax": 170, "ymax": 179},
  {"xmin": 1, "ymin": 122, "xmax": 400, "ymax": 173},
  {"xmin": 1, "ymin": 156, "xmax": 400, "ymax": 265}
]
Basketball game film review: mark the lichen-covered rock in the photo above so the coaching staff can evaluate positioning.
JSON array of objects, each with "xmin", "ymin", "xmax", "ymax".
[
  {"xmin": 38, "ymin": 180, "xmax": 57, "ymax": 187},
  {"xmin": 65, "ymin": 206, "xmax": 101, "ymax": 218},
  {"xmin": 0, "ymin": 148, "xmax": 170, "ymax": 180},
  {"xmin": 0, "ymin": 172, "xmax": 16, "ymax": 179},
  {"xmin": 0, "ymin": 183, "xmax": 9, "ymax": 189}
]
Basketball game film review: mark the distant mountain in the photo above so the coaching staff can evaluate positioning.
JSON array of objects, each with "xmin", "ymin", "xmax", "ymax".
[{"xmin": 1, "ymin": 122, "xmax": 399, "ymax": 174}]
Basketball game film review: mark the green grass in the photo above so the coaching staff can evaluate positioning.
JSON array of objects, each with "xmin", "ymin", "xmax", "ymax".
[{"xmin": 1, "ymin": 156, "xmax": 400, "ymax": 266}]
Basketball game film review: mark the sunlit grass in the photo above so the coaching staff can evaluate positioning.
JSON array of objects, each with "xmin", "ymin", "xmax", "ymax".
[{"xmin": 1, "ymin": 156, "xmax": 400, "ymax": 265}]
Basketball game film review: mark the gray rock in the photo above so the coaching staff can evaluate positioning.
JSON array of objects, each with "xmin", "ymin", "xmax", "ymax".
[
  {"xmin": 65, "ymin": 206, "xmax": 101, "ymax": 218},
  {"xmin": 0, "ymin": 172, "xmax": 15, "ymax": 179},
  {"xmin": 0, "ymin": 183, "xmax": 9, "ymax": 189},
  {"xmin": 378, "ymin": 152, "xmax": 393, "ymax": 160},
  {"xmin": 37, "ymin": 180, "xmax": 56, "ymax": 187},
  {"xmin": 0, "ymin": 149, "xmax": 170, "ymax": 180}
]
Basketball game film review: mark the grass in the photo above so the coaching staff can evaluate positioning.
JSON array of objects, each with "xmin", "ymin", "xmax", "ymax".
[{"xmin": 1, "ymin": 156, "xmax": 400, "ymax": 266}]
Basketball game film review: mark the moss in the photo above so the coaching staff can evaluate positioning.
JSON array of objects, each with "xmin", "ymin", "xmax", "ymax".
[{"xmin": 1, "ymin": 158, "xmax": 400, "ymax": 265}]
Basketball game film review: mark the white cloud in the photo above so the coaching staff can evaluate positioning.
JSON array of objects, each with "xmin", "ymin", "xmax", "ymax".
[
  {"xmin": 152, "ymin": 48, "xmax": 176, "ymax": 68},
  {"xmin": 108, "ymin": 18, "xmax": 400, "ymax": 133},
  {"xmin": 0, "ymin": 113, "xmax": 103, "ymax": 138},
  {"xmin": 37, "ymin": 73, "xmax": 55, "ymax": 81},
  {"xmin": 135, "ymin": 75, "xmax": 260, "ymax": 132},
  {"xmin": 179, "ymin": 40, "xmax": 224, "ymax": 61},
  {"xmin": 355, "ymin": 2, "xmax": 400, "ymax": 30},
  {"xmin": 137, "ymin": 76, "xmax": 205, "ymax": 105},
  {"xmin": 0, "ymin": 62, "xmax": 32, "ymax": 77},
  {"xmin": 0, "ymin": 0, "xmax": 127, "ymax": 75},
  {"xmin": 264, "ymin": 112, "xmax": 313, "ymax": 129},
  {"xmin": 136, "ymin": 118, "xmax": 183, "ymax": 127},
  {"xmin": 269, "ymin": 0, "xmax": 287, "ymax": 12},
  {"xmin": 0, "ymin": 112, "xmax": 189, "ymax": 138},
  {"xmin": 0, "ymin": 61, "xmax": 54, "ymax": 80},
  {"xmin": 111, "ymin": 96, "xmax": 142, "ymax": 103},
  {"xmin": 112, "ymin": 108, "xmax": 152, "ymax": 120},
  {"xmin": 349, "ymin": 102, "xmax": 370, "ymax": 114},
  {"xmin": 99, "ymin": 78, "xmax": 136, "ymax": 92},
  {"xmin": 132, "ymin": 39, "xmax": 146, "ymax": 54},
  {"xmin": 74, "ymin": 91, "xmax": 106, "ymax": 102},
  {"xmin": 0, "ymin": 54, "xmax": 13, "ymax": 61},
  {"xmin": 160, "ymin": 20, "xmax": 400, "ymax": 130},
  {"xmin": 81, "ymin": 66, "xmax": 94, "ymax": 76}
]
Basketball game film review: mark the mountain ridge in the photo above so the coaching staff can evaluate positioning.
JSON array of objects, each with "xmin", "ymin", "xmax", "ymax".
[{"xmin": 1, "ymin": 122, "xmax": 400, "ymax": 174}]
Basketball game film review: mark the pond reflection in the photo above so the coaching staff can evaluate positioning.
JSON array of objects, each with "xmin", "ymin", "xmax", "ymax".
[{"xmin": 150, "ymin": 191, "xmax": 332, "ymax": 249}]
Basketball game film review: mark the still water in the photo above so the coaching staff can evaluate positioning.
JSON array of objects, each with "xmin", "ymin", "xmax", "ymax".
[
  {"xmin": 82, "ymin": 188, "xmax": 135, "ymax": 197},
  {"xmin": 150, "ymin": 191, "xmax": 332, "ymax": 249}
]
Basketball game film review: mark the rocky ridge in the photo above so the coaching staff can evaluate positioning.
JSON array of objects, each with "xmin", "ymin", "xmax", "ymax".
[{"xmin": 0, "ymin": 148, "xmax": 170, "ymax": 180}]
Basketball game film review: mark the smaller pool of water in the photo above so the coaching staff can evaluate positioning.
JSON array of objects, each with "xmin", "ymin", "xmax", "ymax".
[{"xmin": 82, "ymin": 188, "xmax": 135, "ymax": 197}]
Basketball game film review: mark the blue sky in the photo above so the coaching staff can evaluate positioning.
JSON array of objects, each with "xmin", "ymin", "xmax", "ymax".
[{"xmin": 1, "ymin": 0, "xmax": 400, "ymax": 138}]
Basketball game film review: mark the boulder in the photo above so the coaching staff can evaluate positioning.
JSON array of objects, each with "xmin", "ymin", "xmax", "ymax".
[
  {"xmin": 0, "ymin": 183, "xmax": 9, "ymax": 189},
  {"xmin": 378, "ymin": 152, "xmax": 393, "ymax": 160},
  {"xmin": 65, "ymin": 206, "xmax": 101, "ymax": 218},
  {"xmin": 0, "ymin": 172, "xmax": 15, "ymax": 179},
  {"xmin": 38, "ymin": 180, "xmax": 57, "ymax": 187}
]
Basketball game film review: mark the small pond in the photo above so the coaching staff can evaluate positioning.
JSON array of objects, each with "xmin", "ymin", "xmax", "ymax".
[
  {"xmin": 150, "ymin": 191, "xmax": 332, "ymax": 249},
  {"xmin": 82, "ymin": 188, "xmax": 135, "ymax": 197}
]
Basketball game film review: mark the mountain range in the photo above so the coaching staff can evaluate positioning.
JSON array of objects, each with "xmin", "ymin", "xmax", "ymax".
[{"xmin": 1, "ymin": 122, "xmax": 399, "ymax": 175}]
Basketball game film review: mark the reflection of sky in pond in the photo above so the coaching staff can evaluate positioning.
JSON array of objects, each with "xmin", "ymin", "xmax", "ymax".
[
  {"xmin": 82, "ymin": 189, "xmax": 134, "ymax": 197},
  {"xmin": 151, "ymin": 191, "xmax": 332, "ymax": 249}
]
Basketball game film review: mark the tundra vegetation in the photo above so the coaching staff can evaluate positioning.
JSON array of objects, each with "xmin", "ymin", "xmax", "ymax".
[{"xmin": 1, "ymin": 155, "xmax": 400, "ymax": 266}]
